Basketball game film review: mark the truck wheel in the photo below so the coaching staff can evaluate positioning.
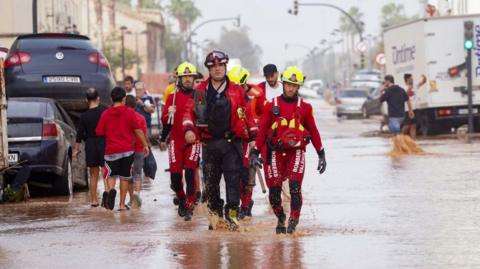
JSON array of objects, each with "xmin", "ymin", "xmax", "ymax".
[
  {"xmin": 419, "ymin": 112, "xmax": 430, "ymax": 137},
  {"xmin": 53, "ymin": 157, "xmax": 73, "ymax": 196}
]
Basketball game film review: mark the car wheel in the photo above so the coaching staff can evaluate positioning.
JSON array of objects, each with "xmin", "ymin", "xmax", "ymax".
[
  {"xmin": 362, "ymin": 107, "xmax": 369, "ymax": 119},
  {"xmin": 53, "ymin": 157, "xmax": 73, "ymax": 196}
]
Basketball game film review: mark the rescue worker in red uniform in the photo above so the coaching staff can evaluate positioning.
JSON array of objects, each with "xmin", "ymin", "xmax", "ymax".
[
  {"xmin": 227, "ymin": 65, "xmax": 266, "ymax": 219},
  {"xmin": 183, "ymin": 51, "xmax": 253, "ymax": 231},
  {"xmin": 160, "ymin": 62, "xmax": 201, "ymax": 221},
  {"xmin": 251, "ymin": 66, "xmax": 327, "ymax": 234}
]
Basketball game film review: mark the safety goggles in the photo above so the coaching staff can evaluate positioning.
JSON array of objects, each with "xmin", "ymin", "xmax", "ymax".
[{"xmin": 205, "ymin": 51, "xmax": 228, "ymax": 66}]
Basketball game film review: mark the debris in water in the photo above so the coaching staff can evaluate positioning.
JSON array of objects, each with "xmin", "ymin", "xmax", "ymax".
[{"xmin": 389, "ymin": 135, "xmax": 425, "ymax": 158}]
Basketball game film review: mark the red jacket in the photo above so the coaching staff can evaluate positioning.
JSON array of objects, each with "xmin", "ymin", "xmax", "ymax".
[
  {"xmin": 255, "ymin": 95, "xmax": 323, "ymax": 152},
  {"xmin": 96, "ymin": 105, "xmax": 142, "ymax": 155},
  {"xmin": 244, "ymin": 84, "xmax": 266, "ymax": 137},
  {"xmin": 183, "ymin": 78, "xmax": 253, "ymax": 141},
  {"xmin": 245, "ymin": 84, "xmax": 266, "ymax": 119},
  {"xmin": 134, "ymin": 112, "xmax": 147, "ymax": 153},
  {"xmin": 257, "ymin": 81, "xmax": 266, "ymax": 91},
  {"xmin": 161, "ymin": 88, "xmax": 194, "ymax": 142}
]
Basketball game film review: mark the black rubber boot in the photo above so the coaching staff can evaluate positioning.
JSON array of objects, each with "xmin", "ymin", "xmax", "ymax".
[
  {"xmin": 178, "ymin": 198, "xmax": 187, "ymax": 217},
  {"xmin": 184, "ymin": 208, "xmax": 193, "ymax": 221},
  {"xmin": 173, "ymin": 196, "xmax": 179, "ymax": 206},
  {"xmin": 224, "ymin": 207, "xmax": 240, "ymax": 231},
  {"xmin": 216, "ymin": 199, "xmax": 225, "ymax": 218},
  {"xmin": 246, "ymin": 200, "xmax": 254, "ymax": 217},
  {"xmin": 287, "ymin": 218, "xmax": 299, "ymax": 234},
  {"xmin": 238, "ymin": 206, "xmax": 249, "ymax": 220},
  {"xmin": 276, "ymin": 212, "xmax": 287, "ymax": 234},
  {"xmin": 195, "ymin": 191, "xmax": 201, "ymax": 205}
]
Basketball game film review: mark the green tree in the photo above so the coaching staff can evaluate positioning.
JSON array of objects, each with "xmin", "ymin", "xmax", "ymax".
[
  {"xmin": 205, "ymin": 26, "xmax": 263, "ymax": 72},
  {"xmin": 118, "ymin": 0, "xmax": 162, "ymax": 8},
  {"xmin": 167, "ymin": 0, "xmax": 201, "ymax": 32},
  {"xmin": 103, "ymin": 32, "xmax": 137, "ymax": 81},
  {"xmin": 117, "ymin": 0, "xmax": 130, "ymax": 6},
  {"xmin": 339, "ymin": 6, "xmax": 364, "ymax": 34},
  {"xmin": 138, "ymin": 0, "xmax": 162, "ymax": 9},
  {"xmin": 380, "ymin": 3, "xmax": 410, "ymax": 29}
]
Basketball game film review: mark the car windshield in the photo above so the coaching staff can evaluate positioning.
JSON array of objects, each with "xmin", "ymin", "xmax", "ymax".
[
  {"xmin": 18, "ymin": 38, "xmax": 95, "ymax": 50},
  {"xmin": 7, "ymin": 101, "xmax": 51, "ymax": 118},
  {"xmin": 342, "ymin": 90, "xmax": 368, "ymax": 98}
]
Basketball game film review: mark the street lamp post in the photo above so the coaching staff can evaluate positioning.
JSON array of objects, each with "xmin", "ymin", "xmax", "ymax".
[
  {"xmin": 289, "ymin": 1, "xmax": 365, "ymax": 69},
  {"xmin": 120, "ymin": 26, "xmax": 128, "ymax": 80},
  {"xmin": 185, "ymin": 15, "xmax": 241, "ymax": 60}
]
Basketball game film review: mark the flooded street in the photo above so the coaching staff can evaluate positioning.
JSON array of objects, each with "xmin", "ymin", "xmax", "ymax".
[{"xmin": 1, "ymin": 99, "xmax": 480, "ymax": 269}]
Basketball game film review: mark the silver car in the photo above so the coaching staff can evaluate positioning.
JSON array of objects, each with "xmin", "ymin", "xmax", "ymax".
[{"xmin": 335, "ymin": 88, "xmax": 369, "ymax": 118}]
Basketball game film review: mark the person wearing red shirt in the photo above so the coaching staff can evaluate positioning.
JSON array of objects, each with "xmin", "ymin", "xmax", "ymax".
[
  {"xmin": 125, "ymin": 95, "xmax": 148, "ymax": 209},
  {"xmin": 182, "ymin": 51, "xmax": 253, "ymax": 231},
  {"xmin": 96, "ymin": 87, "xmax": 150, "ymax": 211},
  {"xmin": 160, "ymin": 62, "xmax": 201, "ymax": 221},
  {"xmin": 251, "ymin": 66, "xmax": 327, "ymax": 234}
]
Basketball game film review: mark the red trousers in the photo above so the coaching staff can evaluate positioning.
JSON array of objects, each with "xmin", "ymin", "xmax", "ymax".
[
  {"xmin": 168, "ymin": 139, "xmax": 201, "ymax": 209},
  {"xmin": 240, "ymin": 142, "xmax": 253, "ymax": 208},
  {"xmin": 265, "ymin": 148, "xmax": 306, "ymax": 221}
]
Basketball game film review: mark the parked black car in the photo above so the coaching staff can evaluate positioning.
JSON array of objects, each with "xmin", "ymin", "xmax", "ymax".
[
  {"xmin": 4, "ymin": 33, "xmax": 114, "ymax": 113},
  {"xmin": 7, "ymin": 97, "xmax": 87, "ymax": 195},
  {"xmin": 362, "ymin": 87, "xmax": 384, "ymax": 118}
]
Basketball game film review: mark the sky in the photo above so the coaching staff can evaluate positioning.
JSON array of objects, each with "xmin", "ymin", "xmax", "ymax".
[{"xmin": 188, "ymin": 0, "xmax": 423, "ymax": 70}]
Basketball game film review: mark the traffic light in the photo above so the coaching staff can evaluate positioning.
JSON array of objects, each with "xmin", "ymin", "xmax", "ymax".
[
  {"xmin": 464, "ymin": 20, "xmax": 474, "ymax": 50},
  {"xmin": 293, "ymin": 0, "xmax": 298, "ymax": 15},
  {"xmin": 448, "ymin": 62, "xmax": 466, "ymax": 77}
]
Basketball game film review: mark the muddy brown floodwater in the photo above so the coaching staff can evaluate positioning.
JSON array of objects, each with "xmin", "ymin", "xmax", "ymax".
[{"xmin": 1, "ymin": 100, "xmax": 480, "ymax": 269}]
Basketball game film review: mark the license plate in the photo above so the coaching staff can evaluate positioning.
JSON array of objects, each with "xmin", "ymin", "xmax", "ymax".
[
  {"xmin": 458, "ymin": 108, "xmax": 478, "ymax": 115},
  {"xmin": 43, "ymin": 76, "xmax": 81, "ymax": 83},
  {"xmin": 7, "ymin": 153, "xmax": 18, "ymax": 164}
]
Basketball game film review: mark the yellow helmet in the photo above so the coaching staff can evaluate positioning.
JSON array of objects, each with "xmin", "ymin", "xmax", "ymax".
[
  {"xmin": 281, "ymin": 66, "xmax": 305, "ymax": 86},
  {"xmin": 228, "ymin": 65, "xmax": 250, "ymax": 85},
  {"xmin": 176, "ymin": 61, "xmax": 197, "ymax": 77}
]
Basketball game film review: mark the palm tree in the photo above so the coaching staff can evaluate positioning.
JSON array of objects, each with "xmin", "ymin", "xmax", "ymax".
[
  {"xmin": 338, "ymin": 6, "xmax": 364, "ymax": 51},
  {"xmin": 167, "ymin": 0, "xmax": 201, "ymax": 33},
  {"xmin": 381, "ymin": 3, "xmax": 409, "ymax": 29},
  {"xmin": 339, "ymin": 6, "xmax": 364, "ymax": 34}
]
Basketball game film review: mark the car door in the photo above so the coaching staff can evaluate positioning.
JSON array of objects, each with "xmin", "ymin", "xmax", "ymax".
[
  {"xmin": 367, "ymin": 88, "xmax": 382, "ymax": 115},
  {"xmin": 54, "ymin": 102, "xmax": 87, "ymax": 186},
  {"xmin": 54, "ymin": 102, "xmax": 76, "ymax": 144}
]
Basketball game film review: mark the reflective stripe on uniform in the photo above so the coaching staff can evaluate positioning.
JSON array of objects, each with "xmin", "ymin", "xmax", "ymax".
[{"xmin": 183, "ymin": 120, "xmax": 194, "ymax": 126}]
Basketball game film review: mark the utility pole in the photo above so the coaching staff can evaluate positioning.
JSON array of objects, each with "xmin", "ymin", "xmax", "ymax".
[
  {"xmin": 120, "ymin": 26, "xmax": 128, "ymax": 80},
  {"xmin": 32, "ymin": 0, "xmax": 38, "ymax": 34},
  {"xmin": 464, "ymin": 20, "xmax": 474, "ymax": 137},
  {"xmin": 135, "ymin": 32, "xmax": 140, "ymax": 79}
]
